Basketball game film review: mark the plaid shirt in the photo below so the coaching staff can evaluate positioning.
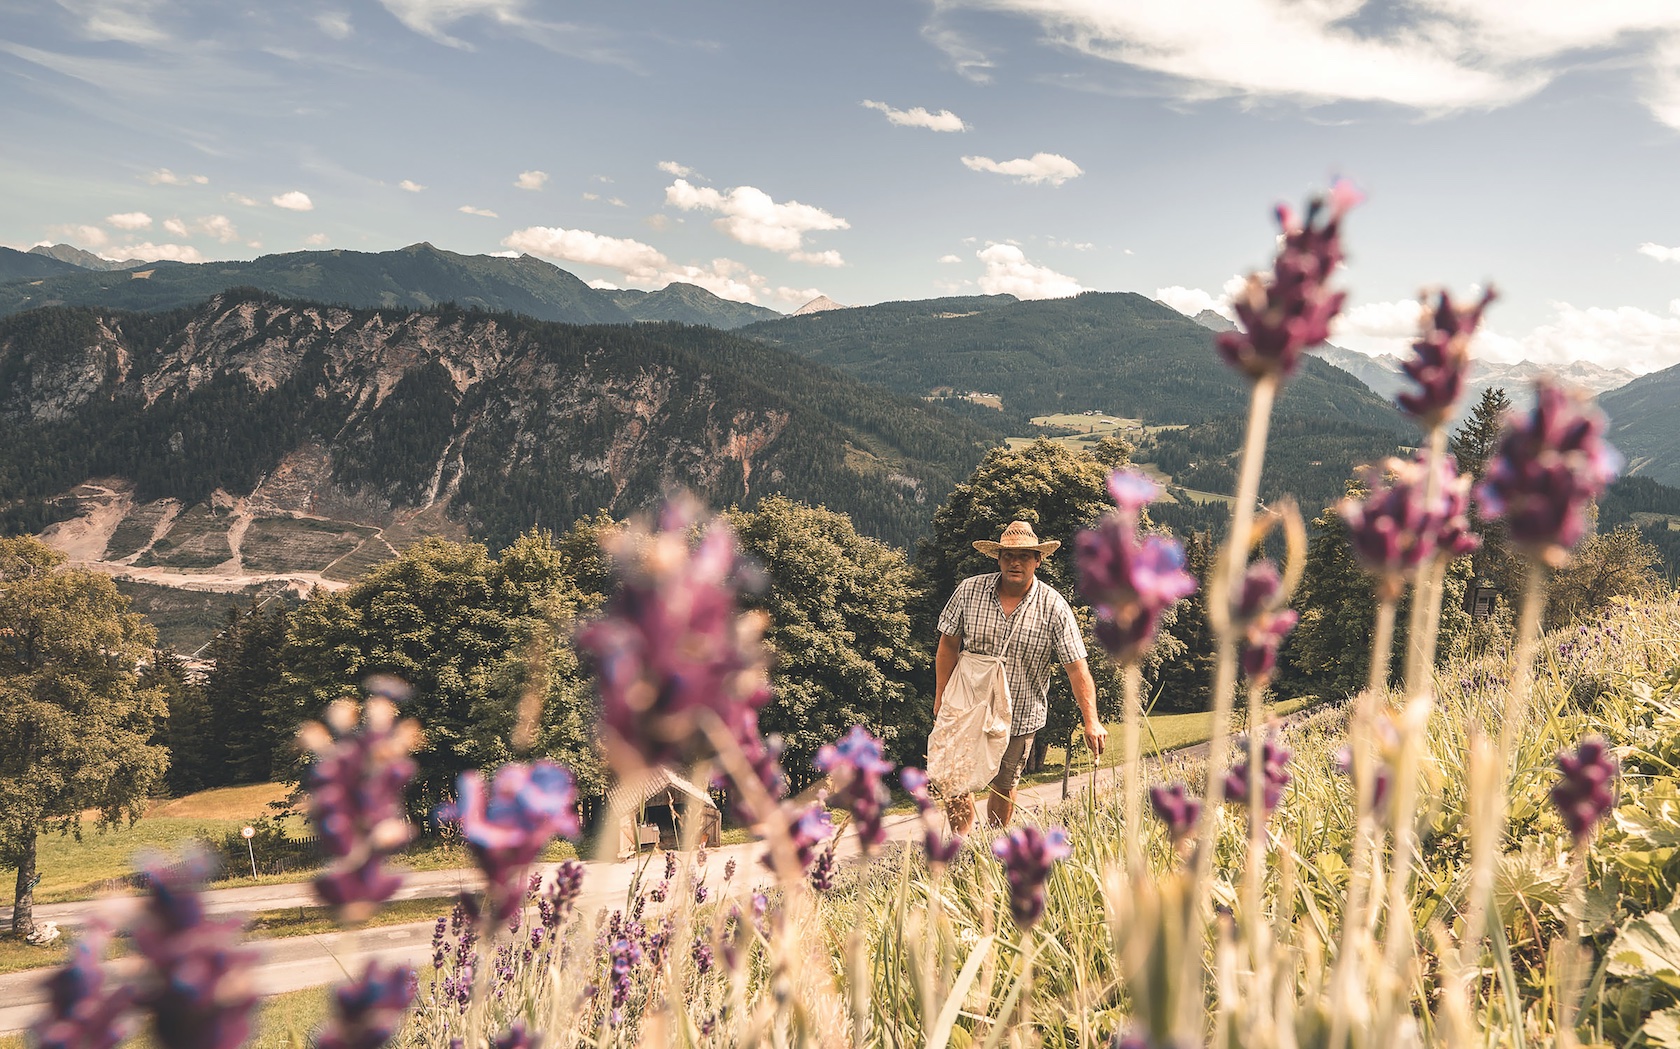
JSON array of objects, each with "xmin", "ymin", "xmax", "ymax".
[{"xmin": 937, "ymin": 573, "xmax": 1087, "ymax": 736}]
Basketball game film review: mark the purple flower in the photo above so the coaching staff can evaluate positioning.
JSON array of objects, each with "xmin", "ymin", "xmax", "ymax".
[
  {"xmin": 1148, "ymin": 782, "xmax": 1202, "ymax": 847},
  {"xmin": 576, "ymin": 500, "xmax": 781, "ymax": 795},
  {"xmin": 127, "ymin": 851, "xmax": 261, "ymax": 1049},
  {"xmin": 316, "ymin": 961, "xmax": 416, "ymax": 1049},
  {"xmin": 1341, "ymin": 453, "xmax": 1479, "ymax": 601},
  {"xmin": 493, "ymin": 1023, "xmax": 534, "ymax": 1049},
  {"xmin": 1224, "ymin": 732, "xmax": 1292, "ymax": 818},
  {"xmin": 991, "ymin": 826, "xmax": 1072, "ymax": 929},
  {"xmin": 764, "ymin": 802, "xmax": 834, "ymax": 876},
  {"xmin": 608, "ymin": 938, "xmax": 643, "ymax": 1026},
  {"xmin": 1233, "ymin": 560, "xmax": 1298, "ymax": 684},
  {"xmin": 1076, "ymin": 470, "xmax": 1198, "ymax": 664},
  {"xmin": 439, "ymin": 761, "xmax": 580, "ymax": 927},
  {"xmin": 723, "ymin": 857, "xmax": 736, "ymax": 881},
  {"xmin": 1476, "ymin": 379, "xmax": 1623, "ymax": 565},
  {"xmin": 901, "ymin": 767, "xmax": 964, "ymax": 870},
  {"xmin": 1552, "ymin": 736, "xmax": 1618, "ymax": 844},
  {"xmin": 809, "ymin": 841, "xmax": 837, "ymax": 891},
  {"xmin": 1217, "ymin": 181, "xmax": 1359, "ymax": 382},
  {"xmin": 1397, "ymin": 288, "xmax": 1497, "ymax": 427},
  {"xmin": 32, "ymin": 925, "xmax": 134, "ymax": 1049},
  {"xmin": 298, "ymin": 692, "xmax": 420, "ymax": 923},
  {"xmin": 692, "ymin": 934, "xmax": 714, "ymax": 974},
  {"xmin": 815, "ymin": 725, "xmax": 895, "ymax": 854}
]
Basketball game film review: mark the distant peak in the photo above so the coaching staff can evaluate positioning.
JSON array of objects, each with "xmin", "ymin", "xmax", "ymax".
[{"xmin": 794, "ymin": 295, "xmax": 849, "ymax": 316}]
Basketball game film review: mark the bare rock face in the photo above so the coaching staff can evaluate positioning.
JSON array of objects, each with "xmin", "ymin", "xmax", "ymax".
[{"xmin": 793, "ymin": 295, "xmax": 849, "ymax": 316}]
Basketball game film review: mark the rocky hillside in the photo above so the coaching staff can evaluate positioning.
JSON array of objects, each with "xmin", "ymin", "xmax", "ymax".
[
  {"xmin": 1602, "ymin": 360, "xmax": 1680, "ymax": 486},
  {"xmin": 0, "ymin": 243, "xmax": 785, "ymax": 329},
  {"xmin": 0, "ymin": 293, "xmax": 1004, "ymax": 571}
]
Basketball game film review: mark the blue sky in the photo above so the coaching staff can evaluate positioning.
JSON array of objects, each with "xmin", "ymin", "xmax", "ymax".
[{"xmin": 3, "ymin": 0, "xmax": 1679, "ymax": 373}]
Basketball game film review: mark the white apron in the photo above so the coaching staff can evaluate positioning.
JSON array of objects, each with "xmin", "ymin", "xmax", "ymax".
[{"xmin": 926, "ymin": 584, "xmax": 1039, "ymax": 796}]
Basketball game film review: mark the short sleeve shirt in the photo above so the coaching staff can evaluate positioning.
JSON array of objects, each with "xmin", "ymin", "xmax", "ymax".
[{"xmin": 937, "ymin": 573, "xmax": 1087, "ymax": 736}]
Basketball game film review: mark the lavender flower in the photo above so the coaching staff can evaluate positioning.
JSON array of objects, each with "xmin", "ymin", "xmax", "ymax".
[
  {"xmin": 608, "ymin": 938, "xmax": 643, "ymax": 1026},
  {"xmin": 31, "ymin": 926, "xmax": 134, "ymax": 1049},
  {"xmin": 1217, "ymin": 181, "xmax": 1359, "ymax": 382},
  {"xmin": 763, "ymin": 802, "xmax": 834, "ymax": 876},
  {"xmin": 1147, "ymin": 782, "xmax": 1202, "ymax": 847},
  {"xmin": 127, "ymin": 851, "xmax": 261, "ymax": 1049},
  {"xmin": 1341, "ymin": 453, "xmax": 1479, "ymax": 601},
  {"xmin": 1076, "ymin": 470, "xmax": 1198, "ymax": 664},
  {"xmin": 692, "ymin": 934, "xmax": 714, "ymax": 974},
  {"xmin": 1552, "ymin": 736, "xmax": 1618, "ymax": 844},
  {"xmin": 992, "ymin": 826, "xmax": 1072, "ymax": 929},
  {"xmin": 439, "ymin": 760, "xmax": 580, "ymax": 926},
  {"xmin": 809, "ymin": 842, "xmax": 837, "ymax": 891},
  {"xmin": 901, "ymin": 767, "xmax": 964, "ymax": 870},
  {"xmin": 1397, "ymin": 288, "xmax": 1497, "ymax": 427},
  {"xmin": 493, "ymin": 1023, "xmax": 533, "ymax": 1049},
  {"xmin": 1233, "ymin": 560, "xmax": 1299, "ymax": 683},
  {"xmin": 316, "ymin": 961, "xmax": 417, "ymax": 1049},
  {"xmin": 723, "ymin": 857, "xmax": 737, "ymax": 881},
  {"xmin": 1224, "ymin": 732, "xmax": 1292, "ymax": 818},
  {"xmin": 297, "ymin": 692, "xmax": 420, "ymax": 923},
  {"xmin": 576, "ymin": 500, "xmax": 781, "ymax": 799},
  {"xmin": 815, "ymin": 725, "xmax": 894, "ymax": 854},
  {"xmin": 1477, "ymin": 379, "xmax": 1623, "ymax": 565}
]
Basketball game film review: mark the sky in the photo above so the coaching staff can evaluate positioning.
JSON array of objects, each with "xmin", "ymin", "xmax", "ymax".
[{"xmin": 3, "ymin": 0, "xmax": 1680, "ymax": 374}]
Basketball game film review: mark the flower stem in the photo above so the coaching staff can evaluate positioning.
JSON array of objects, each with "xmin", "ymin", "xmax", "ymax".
[{"xmin": 1123, "ymin": 662, "xmax": 1144, "ymax": 874}]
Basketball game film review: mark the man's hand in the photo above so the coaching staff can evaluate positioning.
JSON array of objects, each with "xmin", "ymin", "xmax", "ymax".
[{"xmin": 1084, "ymin": 720, "xmax": 1108, "ymax": 758}]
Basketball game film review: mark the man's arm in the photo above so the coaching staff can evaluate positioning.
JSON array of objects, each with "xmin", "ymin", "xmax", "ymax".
[
  {"xmin": 933, "ymin": 632, "xmax": 962, "ymax": 717},
  {"xmin": 1064, "ymin": 658, "xmax": 1107, "ymax": 756}
]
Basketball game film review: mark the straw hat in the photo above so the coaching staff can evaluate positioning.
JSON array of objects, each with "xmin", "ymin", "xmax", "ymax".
[{"xmin": 973, "ymin": 520, "xmax": 1060, "ymax": 557}]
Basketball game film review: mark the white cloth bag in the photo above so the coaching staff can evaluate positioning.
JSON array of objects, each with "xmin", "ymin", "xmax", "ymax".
[
  {"xmin": 926, "ymin": 584, "xmax": 1039, "ymax": 796},
  {"xmin": 926, "ymin": 651, "xmax": 1013, "ymax": 796}
]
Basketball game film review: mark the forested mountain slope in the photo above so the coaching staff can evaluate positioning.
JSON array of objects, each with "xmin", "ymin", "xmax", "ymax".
[
  {"xmin": 0, "ymin": 292, "xmax": 1003, "ymax": 551},
  {"xmin": 1601, "ymin": 360, "xmax": 1680, "ymax": 487}
]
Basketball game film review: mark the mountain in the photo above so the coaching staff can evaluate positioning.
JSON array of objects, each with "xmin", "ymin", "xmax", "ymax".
[
  {"xmin": 1, "ymin": 245, "xmax": 86, "ymax": 282},
  {"xmin": 1602, "ymin": 361, "xmax": 1680, "ymax": 486},
  {"xmin": 0, "ymin": 293, "xmax": 1005, "ymax": 559},
  {"xmin": 1313, "ymin": 346, "xmax": 1635, "ymax": 418},
  {"xmin": 601, "ymin": 282, "xmax": 781, "ymax": 328},
  {"xmin": 27, "ymin": 243, "xmax": 144, "ymax": 272},
  {"xmin": 794, "ymin": 295, "xmax": 850, "ymax": 316},
  {"xmin": 1190, "ymin": 309, "xmax": 1236, "ymax": 333},
  {"xmin": 743, "ymin": 291, "xmax": 1406, "ymax": 431}
]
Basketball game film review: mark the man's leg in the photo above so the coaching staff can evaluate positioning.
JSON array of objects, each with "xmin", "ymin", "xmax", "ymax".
[{"xmin": 985, "ymin": 733, "xmax": 1035, "ymax": 828}]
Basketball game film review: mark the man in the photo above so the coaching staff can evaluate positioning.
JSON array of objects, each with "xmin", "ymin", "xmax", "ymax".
[{"xmin": 934, "ymin": 520, "xmax": 1105, "ymax": 834}]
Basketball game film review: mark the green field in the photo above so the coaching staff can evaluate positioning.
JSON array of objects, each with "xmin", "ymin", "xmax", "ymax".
[{"xmin": 135, "ymin": 502, "xmax": 232, "ymax": 569}]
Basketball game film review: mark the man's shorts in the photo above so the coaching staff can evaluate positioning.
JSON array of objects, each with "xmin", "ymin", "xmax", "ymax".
[{"xmin": 987, "ymin": 732, "xmax": 1036, "ymax": 799}]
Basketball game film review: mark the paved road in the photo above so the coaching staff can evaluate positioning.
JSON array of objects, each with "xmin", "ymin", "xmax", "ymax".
[{"xmin": 0, "ymin": 721, "xmax": 1301, "ymax": 1035}]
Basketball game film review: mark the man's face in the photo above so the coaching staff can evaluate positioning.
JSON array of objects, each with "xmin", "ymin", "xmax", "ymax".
[{"xmin": 997, "ymin": 548, "xmax": 1041, "ymax": 584}]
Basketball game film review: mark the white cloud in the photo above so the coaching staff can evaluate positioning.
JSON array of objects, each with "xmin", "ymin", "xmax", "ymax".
[
  {"xmin": 939, "ymin": 254, "xmax": 963, "ymax": 263},
  {"xmin": 504, "ymin": 224, "xmax": 776, "ymax": 303},
  {"xmin": 1154, "ymin": 274, "xmax": 1247, "ymax": 319},
  {"xmin": 398, "ymin": 179, "xmax": 425, "ymax": 193},
  {"xmin": 379, "ymin": 0, "xmax": 529, "ymax": 47},
  {"xmin": 607, "ymin": 197, "xmax": 626, "ymax": 207},
  {"xmin": 225, "ymin": 193, "xmax": 259, "ymax": 206},
  {"xmin": 148, "ymin": 168, "xmax": 208, "ymax": 186},
  {"xmin": 489, "ymin": 250, "xmax": 519, "ymax": 258},
  {"xmin": 961, "ymin": 152, "xmax": 1084, "ymax": 186},
  {"xmin": 272, "ymin": 190, "xmax": 314, "ymax": 211},
  {"xmin": 317, "ymin": 11, "xmax": 353, "ymax": 38},
  {"xmin": 106, "ymin": 211, "xmax": 152, "ymax": 230},
  {"xmin": 195, "ymin": 214, "xmax": 238, "ymax": 244},
  {"xmin": 790, "ymin": 249, "xmax": 845, "ymax": 267},
  {"xmin": 860, "ymin": 99, "xmax": 969, "ymax": 131},
  {"xmin": 774, "ymin": 286, "xmax": 823, "ymax": 305},
  {"xmin": 937, "ymin": 0, "xmax": 1680, "ymax": 128},
  {"xmin": 120, "ymin": 242, "xmax": 204, "ymax": 263},
  {"xmin": 657, "ymin": 161, "xmax": 695, "ymax": 178},
  {"xmin": 304, "ymin": 233, "xmax": 331, "ymax": 246},
  {"xmin": 162, "ymin": 217, "xmax": 189, "ymax": 238},
  {"xmin": 514, "ymin": 170, "xmax": 548, "ymax": 190},
  {"xmin": 645, "ymin": 214, "xmax": 671, "ymax": 232},
  {"xmin": 582, "ymin": 192, "xmax": 600, "ymax": 201},
  {"xmin": 664, "ymin": 178, "xmax": 849, "ymax": 255},
  {"xmin": 50, "ymin": 223, "xmax": 108, "ymax": 248},
  {"xmin": 977, "ymin": 244, "xmax": 1084, "ymax": 299},
  {"xmin": 1480, "ymin": 300, "xmax": 1680, "ymax": 374},
  {"xmin": 458, "ymin": 205, "xmax": 499, "ymax": 217},
  {"xmin": 1328, "ymin": 298, "xmax": 1428, "ymax": 355},
  {"xmin": 586, "ymin": 278, "xmax": 620, "ymax": 290},
  {"xmin": 1638, "ymin": 242, "xmax": 1680, "ymax": 262}
]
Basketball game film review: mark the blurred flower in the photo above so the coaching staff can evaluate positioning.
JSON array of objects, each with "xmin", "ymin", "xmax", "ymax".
[
  {"xmin": 1224, "ymin": 732, "xmax": 1292, "ymax": 817},
  {"xmin": 127, "ymin": 851, "xmax": 260, "ymax": 1049},
  {"xmin": 439, "ymin": 761, "xmax": 580, "ymax": 926},
  {"xmin": 1398, "ymin": 288, "xmax": 1497, "ymax": 427},
  {"xmin": 1552, "ymin": 736, "xmax": 1618, "ymax": 844},
  {"xmin": 1341, "ymin": 453, "xmax": 1479, "ymax": 601},
  {"xmin": 809, "ymin": 841, "xmax": 837, "ymax": 891},
  {"xmin": 32, "ymin": 925, "xmax": 134, "ymax": 1049},
  {"xmin": 1076, "ymin": 470, "xmax": 1197, "ymax": 664},
  {"xmin": 1217, "ymin": 181, "xmax": 1358, "ymax": 382},
  {"xmin": 815, "ymin": 725, "xmax": 894, "ymax": 854},
  {"xmin": 1334, "ymin": 745, "xmax": 1392, "ymax": 816},
  {"xmin": 1148, "ymin": 782, "xmax": 1202, "ymax": 847},
  {"xmin": 901, "ymin": 767, "xmax": 964, "ymax": 870},
  {"xmin": 1233, "ymin": 560, "xmax": 1298, "ymax": 684},
  {"xmin": 692, "ymin": 934, "xmax": 714, "ymax": 974},
  {"xmin": 576, "ymin": 499, "xmax": 781, "ymax": 801},
  {"xmin": 298, "ymin": 692, "xmax": 420, "ymax": 923},
  {"xmin": 316, "ymin": 961, "xmax": 416, "ymax": 1049},
  {"xmin": 763, "ymin": 802, "xmax": 834, "ymax": 876},
  {"xmin": 493, "ymin": 1023, "xmax": 534, "ymax": 1049},
  {"xmin": 992, "ymin": 826, "xmax": 1072, "ymax": 928},
  {"xmin": 608, "ymin": 938, "xmax": 642, "ymax": 1026},
  {"xmin": 1477, "ymin": 379, "xmax": 1622, "ymax": 565}
]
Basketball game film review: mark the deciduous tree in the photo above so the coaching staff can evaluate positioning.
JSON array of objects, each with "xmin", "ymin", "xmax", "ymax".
[{"xmin": 0, "ymin": 537, "xmax": 168, "ymax": 937}]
